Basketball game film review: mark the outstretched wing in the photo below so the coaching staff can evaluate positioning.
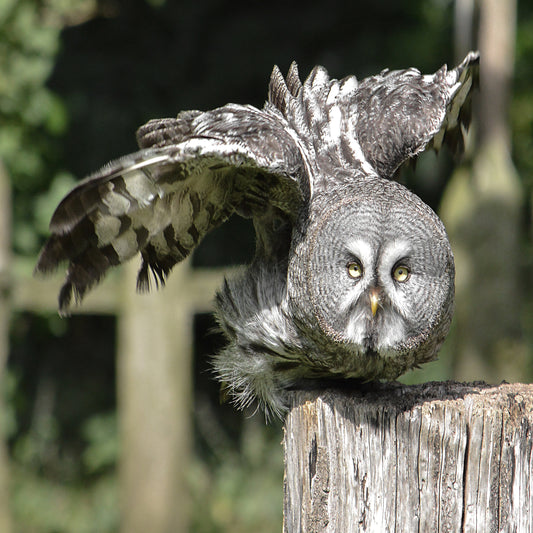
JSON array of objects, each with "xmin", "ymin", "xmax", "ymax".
[
  {"xmin": 351, "ymin": 51, "xmax": 480, "ymax": 178},
  {"xmin": 35, "ymin": 104, "xmax": 304, "ymax": 313}
]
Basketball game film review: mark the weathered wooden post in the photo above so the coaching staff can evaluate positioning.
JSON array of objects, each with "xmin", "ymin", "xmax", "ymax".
[
  {"xmin": 117, "ymin": 260, "xmax": 193, "ymax": 533},
  {"xmin": 283, "ymin": 382, "xmax": 533, "ymax": 532},
  {"xmin": 116, "ymin": 259, "xmax": 227, "ymax": 533}
]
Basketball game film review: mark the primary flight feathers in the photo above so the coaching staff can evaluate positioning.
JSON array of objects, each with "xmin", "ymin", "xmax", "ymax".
[{"xmin": 36, "ymin": 52, "xmax": 479, "ymax": 317}]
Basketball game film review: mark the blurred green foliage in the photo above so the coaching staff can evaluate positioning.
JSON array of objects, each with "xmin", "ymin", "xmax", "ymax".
[
  {"xmin": 2, "ymin": 0, "xmax": 533, "ymax": 531},
  {"xmin": 189, "ymin": 417, "xmax": 284, "ymax": 533},
  {"xmin": 0, "ymin": 0, "xmax": 78, "ymax": 257}
]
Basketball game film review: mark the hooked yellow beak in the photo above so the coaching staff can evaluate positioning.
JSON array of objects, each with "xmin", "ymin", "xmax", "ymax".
[{"xmin": 369, "ymin": 289, "xmax": 380, "ymax": 317}]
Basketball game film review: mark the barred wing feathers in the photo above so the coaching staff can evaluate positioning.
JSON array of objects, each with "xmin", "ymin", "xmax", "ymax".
[
  {"xmin": 36, "ymin": 52, "xmax": 479, "ymax": 314},
  {"xmin": 36, "ymin": 105, "xmax": 304, "ymax": 313},
  {"xmin": 352, "ymin": 51, "xmax": 479, "ymax": 177},
  {"xmin": 265, "ymin": 52, "xmax": 479, "ymax": 182}
]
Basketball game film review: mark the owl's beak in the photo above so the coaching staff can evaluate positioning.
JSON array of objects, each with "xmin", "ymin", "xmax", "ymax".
[{"xmin": 369, "ymin": 289, "xmax": 380, "ymax": 317}]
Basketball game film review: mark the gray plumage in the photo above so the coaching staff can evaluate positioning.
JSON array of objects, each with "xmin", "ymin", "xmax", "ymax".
[{"xmin": 36, "ymin": 51, "xmax": 479, "ymax": 418}]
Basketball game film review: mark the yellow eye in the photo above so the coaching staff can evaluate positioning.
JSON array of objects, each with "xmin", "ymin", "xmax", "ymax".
[
  {"xmin": 347, "ymin": 261, "xmax": 363, "ymax": 280},
  {"xmin": 392, "ymin": 264, "xmax": 410, "ymax": 282}
]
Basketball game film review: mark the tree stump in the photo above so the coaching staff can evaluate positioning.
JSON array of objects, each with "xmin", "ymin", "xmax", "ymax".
[{"xmin": 283, "ymin": 382, "xmax": 533, "ymax": 532}]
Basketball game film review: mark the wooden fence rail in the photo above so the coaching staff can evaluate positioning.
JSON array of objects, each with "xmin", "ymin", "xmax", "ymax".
[{"xmin": 14, "ymin": 259, "xmax": 228, "ymax": 533}]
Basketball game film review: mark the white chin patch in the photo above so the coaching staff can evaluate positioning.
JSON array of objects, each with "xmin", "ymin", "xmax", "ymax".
[
  {"xmin": 343, "ymin": 309, "xmax": 368, "ymax": 345},
  {"xmin": 376, "ymin": 312, "xmax": 406, "ymax": 351},
  {"xmin": 343, "ymin": 308, "xmax": 406, "ymax": 353}
]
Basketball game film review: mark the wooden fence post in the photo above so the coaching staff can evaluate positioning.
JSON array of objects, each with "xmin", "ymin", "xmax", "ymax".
[
  {"xmin": 283, "ymin": 382, "xmax": 533, "ymax": 532},
  {"xmin": 117, "ymin": 260, "xmax": 193, "ymax": 533},
  {"xmin": 116, "ymin": 259, "xmax": 227, "ymax": 533},
  {"xmin": 24, "ymin": 249, "xmax": 226, "ymax": 531}
]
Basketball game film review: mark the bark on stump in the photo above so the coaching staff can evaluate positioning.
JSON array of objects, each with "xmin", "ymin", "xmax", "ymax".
[{"xmin": 283, "ymin": 381, "xmax": 533, "ymax": 532}]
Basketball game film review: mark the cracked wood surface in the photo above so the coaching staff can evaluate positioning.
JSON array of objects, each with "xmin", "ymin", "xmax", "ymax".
[{"xmin": 283, "ymin": 382, "xmax": 533, "ymax": 532}]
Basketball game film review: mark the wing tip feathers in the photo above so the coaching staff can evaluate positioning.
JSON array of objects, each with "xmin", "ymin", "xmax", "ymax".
[{"xmin": 268, "ymin": 61, "xmax": 303, "ymax": 114}]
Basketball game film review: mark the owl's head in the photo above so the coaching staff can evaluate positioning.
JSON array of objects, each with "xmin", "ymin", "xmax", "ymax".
[{"xmin": 296, "ymin": 179, "xmax": 454, "ymax": 378}]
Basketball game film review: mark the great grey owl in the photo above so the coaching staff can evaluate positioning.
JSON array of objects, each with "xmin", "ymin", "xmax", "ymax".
[{"xmin": 36, "ymin": 51, "xmax": 479, "ymax": 417}]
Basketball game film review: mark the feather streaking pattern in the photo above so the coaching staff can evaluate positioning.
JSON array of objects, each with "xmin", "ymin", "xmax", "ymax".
[{"xmin": 35, "ymin": 52, "xmax": 479, "ymax": 418}]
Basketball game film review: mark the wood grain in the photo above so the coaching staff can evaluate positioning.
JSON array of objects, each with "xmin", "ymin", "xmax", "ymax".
[{"xmin": 283, "ymin": 382, "xmax": 533, "ymax": 532}]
